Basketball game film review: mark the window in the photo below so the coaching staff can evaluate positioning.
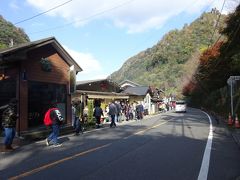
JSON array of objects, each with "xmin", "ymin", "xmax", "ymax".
[{"xmin": 28, "ymin": 81, "xmax": 67, "ymax": 127}]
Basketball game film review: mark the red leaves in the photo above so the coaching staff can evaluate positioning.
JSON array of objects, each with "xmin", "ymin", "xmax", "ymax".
[{"xmin": 199, "ymin": 41, "xmax": 223, "ymax": 66}]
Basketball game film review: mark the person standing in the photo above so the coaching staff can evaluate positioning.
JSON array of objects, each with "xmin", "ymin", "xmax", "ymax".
[
  {"xmin": 139, "ymin": 103, "xmax": 144, "ymax": 119},
  {"xmin": 129, "ymin": 103, "xmax": 134, "ymax": 120},
  {"xmin": 109, "ymin": 101, "xmax": 117, "ymax": 128},
  {"xmin": 1, "ymin": 98, "xmax": 18, "ymax": 151},
  {"xmin": 45, "ymin": 103, "xmax": 64, "ymax": 147},
  {"xmin": 73, "ymin": 101, "xmax": 82, "ymax": 135},
  {"xmin": 115, "ymin": 101, "xmax": 121, "ymax": 122},
  {"xmin": 136, "ymin": 102, "xmax": 144, "ymax": 120},
  {"xmin": 72, "ymin": 102, "xmax": 80, "ymax": 135},
  {"xmin": 133, "ymin": 101, "xmax": 137, "ymax": 120},
  {"xmin": 93, "ymin": 104, "xmax": 103, "ymax": 128}
]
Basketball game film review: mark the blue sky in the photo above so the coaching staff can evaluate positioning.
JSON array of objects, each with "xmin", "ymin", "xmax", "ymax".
[{"xmin": 0, "ymin": 0, "xmax": 238, "ymax": 81}]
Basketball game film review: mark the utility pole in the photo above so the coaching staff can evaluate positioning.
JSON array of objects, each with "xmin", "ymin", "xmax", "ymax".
[{"xmin": 9, "ymin": 39, "xmax": 13, "ymax": 47}]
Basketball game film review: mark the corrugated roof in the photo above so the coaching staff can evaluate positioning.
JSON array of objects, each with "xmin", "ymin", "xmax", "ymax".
[
  {"xmin": 123, "ymin": 86, "xmax": 150, "ymax": 96},
  {"xmin": 119, "ymin": 79, "xmax": 141, "ymax": 87}
]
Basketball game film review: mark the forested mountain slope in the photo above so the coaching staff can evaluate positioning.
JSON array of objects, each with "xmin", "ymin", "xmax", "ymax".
[
  {"xmin": 0, "ymin": 15, "xmax": 30, "ymax": 49},
  {"xmin": 183, "ymin": 4, "xmax": 240, "ymax": 116},
  {"xmin": 110, "ymin": 10, "xmax": 226, "ymax": 97}
]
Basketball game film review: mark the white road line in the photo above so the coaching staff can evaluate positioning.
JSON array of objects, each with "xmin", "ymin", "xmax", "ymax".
[{"xmin": 198, "ymin": 111, "xmax": 213, "ymax": 180}]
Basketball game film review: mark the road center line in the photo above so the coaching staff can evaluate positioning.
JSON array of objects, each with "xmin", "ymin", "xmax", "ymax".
[
  {"xmin": 9, "ymin": 143, "xmax": 111, "ymax": 180},
  {"xmin": 9, "ymin": 120, "xmax": 168, "ymax": 178},
  {"xmin": 123, "ymin": 121, "xmax": 168, "ymax": 139},
  {"xmin": 134, "ymin": 121, "xmax": 168, "ymax": 135},
  {"xmin": 198, "ymin": 111, "xmax": 213, "ymax": 180}
]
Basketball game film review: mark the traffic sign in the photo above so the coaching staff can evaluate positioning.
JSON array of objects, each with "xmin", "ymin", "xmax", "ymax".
[{"xmin": 227, "ymin": 76, "xmax": 240, "ymax": 85}]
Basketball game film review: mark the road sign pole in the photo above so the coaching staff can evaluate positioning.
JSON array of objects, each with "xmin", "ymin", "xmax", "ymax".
[
  {"xmin": 231, "ymin": 79, "xmax": 233, "ymax": 116},
  {"xmin": 227, "ymin": 76, "xmax": 240, "ymax": 117}
]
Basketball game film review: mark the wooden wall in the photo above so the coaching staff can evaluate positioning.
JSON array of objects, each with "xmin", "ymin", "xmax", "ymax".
[{"xmin": 18, "ymin": 45, "xmax": 72, "ymax": 131}]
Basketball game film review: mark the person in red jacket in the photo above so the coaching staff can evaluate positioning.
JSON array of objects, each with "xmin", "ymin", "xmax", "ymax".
[{"xmin": 45, "ymin": 103, "xmax": 64, "ymax": 147}]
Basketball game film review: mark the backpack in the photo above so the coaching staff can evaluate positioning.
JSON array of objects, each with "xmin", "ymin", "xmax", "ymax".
[{"xmin": 43, "ymin": 108, "xmax": 58, "ymax": 126}]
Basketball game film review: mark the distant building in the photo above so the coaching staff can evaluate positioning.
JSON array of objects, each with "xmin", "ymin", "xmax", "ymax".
[
  {"xmin": 73, "ymin": 78, "xmax": 129, "ymax": 110},
  {"xmin": 122, "ymin": 86, "xmax": 153, "ymax": 114}
]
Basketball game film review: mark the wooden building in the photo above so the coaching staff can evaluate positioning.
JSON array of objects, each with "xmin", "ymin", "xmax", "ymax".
[
  {"xmin": 76, "ymin": 79, "xmax": 121, "ymax": 92},
  {"xmin": 73, "ymin": 79, "xmax": 129, "ymax": 107},
  {"xmin": 0, "ymin": 37, "xmax": 82, "ymax": 133}
]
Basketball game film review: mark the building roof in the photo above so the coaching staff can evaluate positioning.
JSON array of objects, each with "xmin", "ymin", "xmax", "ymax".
[
  {"xmin": 76, "ymin": 78, "xmax": 107, "ymax": 85},
  {"xmin": 75, "ymin": 90, "xmax": 129, "ymax": 99},
  {"xmin": 0, "ymin": 37, "xmax": 82, "ymax": 72},
  {"xmin": 123, "ymin": 86, "xmax": 150, "ymax": 96},
  {"xmin": 76, "ymin": 78, "xmax": 121, "ymax": 93},
  {"xmin": 119, "ymin": 79, "xmax": 141, "ymax": 87},
  {"xmin": 77, "ymin": 78, "xmax": 120, "ymax": 88}
]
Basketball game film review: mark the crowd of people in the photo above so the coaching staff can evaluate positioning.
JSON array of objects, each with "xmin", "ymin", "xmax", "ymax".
[
  {"xmin": 104, "ymin": 100, "xmax": 145, "ymax": 126},
  {"xmin": 1, "ymin": 98, "xmax": 146, "ymax": 151},
  {"xmin": 71, "ymin": 100, "xmax": 145, "ymax": 131}
]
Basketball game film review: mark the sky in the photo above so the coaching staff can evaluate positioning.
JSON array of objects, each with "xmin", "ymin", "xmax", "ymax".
[{"xmin": 0, "ymin": 0, "xmax": 238, "ymax": 81}]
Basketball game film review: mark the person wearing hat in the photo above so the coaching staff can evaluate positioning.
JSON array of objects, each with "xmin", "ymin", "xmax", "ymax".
[{"xmin": 2, "ymin": 98, "xmax": 18, "ymax": 151}]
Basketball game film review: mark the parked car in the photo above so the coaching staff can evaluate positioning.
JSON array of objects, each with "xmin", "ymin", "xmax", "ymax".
[{"xmin": 175, "ymin": 100, "xmax": 187, "ymax": 113}]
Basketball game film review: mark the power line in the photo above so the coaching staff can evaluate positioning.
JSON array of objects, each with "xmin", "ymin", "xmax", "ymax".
[
  {"xmin": 28, "ymin": 0, "xmax": 135, "ymax": 35},
  {"xmin": 213, "ymin": 21, "xmax": 240, "ymax": 68},
  {"xmin": 14, "ymin": 0, "xmax": 73, "ymax": 25},
  {"xmin": 208, "ymin": 0, "xmax": 226, "ymax": 47},
  {"xmin": 130, "ymin": 0, "xmax": 214, "ymax": 54}
]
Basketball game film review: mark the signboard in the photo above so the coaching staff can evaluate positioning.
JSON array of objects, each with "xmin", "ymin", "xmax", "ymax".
[
  {"xmin": 227, "ymin": 76, "xmax": 240, "ymax": 85},
  {"xmin": 69, "ymin": 65, "xmax": 76, "ymax": 94}
]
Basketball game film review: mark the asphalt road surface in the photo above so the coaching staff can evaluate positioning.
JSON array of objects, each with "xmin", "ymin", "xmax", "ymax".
[{"xmin": 1, "ymin": 108, "xmax": 240, "ymax": 180}]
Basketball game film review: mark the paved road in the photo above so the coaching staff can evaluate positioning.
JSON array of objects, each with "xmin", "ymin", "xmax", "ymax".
[{"xmin": 1, "ymin": 108, "xmax": 240, "ymax": 180}]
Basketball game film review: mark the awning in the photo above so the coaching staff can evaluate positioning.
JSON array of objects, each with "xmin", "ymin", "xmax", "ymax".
[
  {"xmin": 75, "ymin": 90, "xmax": 129, "ymax": 99},
  {"xmin": 87, "ymin": 94, "xmax": 129, "ymax": 99}
]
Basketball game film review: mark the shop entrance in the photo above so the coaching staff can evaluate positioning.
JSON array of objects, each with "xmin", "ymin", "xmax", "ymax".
[{"xmin": 28, "ymin": 81, "xmax": 67, "ymax": 127}]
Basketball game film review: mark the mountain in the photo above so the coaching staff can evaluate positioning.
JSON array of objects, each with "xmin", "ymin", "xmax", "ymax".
[
  {"xmin": 110, "ymin": 9, "xmax": 226, "ymax": 97},
  {"xmin": 0, "ymin": 15, "xmax": 30, "ymax": 49},
  {"xmin": 182, "ymin": 4, "xmax": 240, "ymax": 116}
]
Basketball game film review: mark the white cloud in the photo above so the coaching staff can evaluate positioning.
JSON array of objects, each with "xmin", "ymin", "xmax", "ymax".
[
  {"xmin": 213, "ymin": 0, "xmax": 240, "ymax": 14},
  {"xmin": 9, "ymin": 0, "xmax": 20, "ymax": 10},
  {"xmin": 26, "ymin": 0, "xmax": 238, "ymax": 33},
  {"xmin": 63, "ymin": 46, "xmax": 108, "ymax": 81}
]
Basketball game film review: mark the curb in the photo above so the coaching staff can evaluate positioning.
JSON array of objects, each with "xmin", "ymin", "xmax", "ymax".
[
  {"xmin": 231, "ymin": 130, "xmax": 240, "ymax": 149},
  {"xmin": 210, "ymin": 112, "xmax": 240, "ymax": 149}
]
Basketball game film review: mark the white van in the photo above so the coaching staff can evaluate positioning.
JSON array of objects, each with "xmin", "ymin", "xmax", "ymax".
[{"xmin": 175, "ymin": 101, "xmax": 187, "ymax": 113}]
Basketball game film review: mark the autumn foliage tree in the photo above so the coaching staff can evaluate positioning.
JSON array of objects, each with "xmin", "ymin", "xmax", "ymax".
[
  {"xmin": 183, "ymin": 4, "xmax": 240, "ymax": 115},
  {"xmin": 183, "ymin": 41, "xmax": 223, "ymax": 97}
]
